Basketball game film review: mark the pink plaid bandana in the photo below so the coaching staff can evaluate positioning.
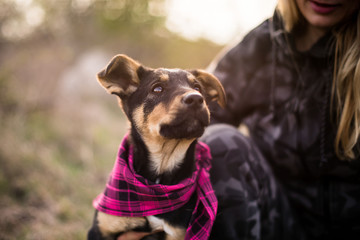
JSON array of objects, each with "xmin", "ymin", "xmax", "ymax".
[{"xmin": 93, "ymin": 133, "xmax": 218, "ymax": 240}]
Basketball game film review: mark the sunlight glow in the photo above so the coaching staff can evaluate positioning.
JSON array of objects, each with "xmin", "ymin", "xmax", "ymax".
[
  {"xmin": 165, "ymin": 0, "xmax": 278, "ymax": 45},
  {"xmin": 2, "ymin": 0, "xmax": 45, "ymax": 40},
  {"xmin": 25, "ymin": 5, "xmax": 45, "ymax": 27}
]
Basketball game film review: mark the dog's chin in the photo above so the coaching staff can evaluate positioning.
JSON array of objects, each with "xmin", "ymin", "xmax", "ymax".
[
  {"xmin": 160, "ymin": 122, "xmax": 206, "ymax": 139},
  {"xmin": 159, "ymin": 117, "xmax": 209, "ymax": 140}
]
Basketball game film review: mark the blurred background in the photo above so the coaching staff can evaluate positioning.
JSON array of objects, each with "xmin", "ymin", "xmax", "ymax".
[{"xmin": 0, "ymin": 0, "xmax": 276, "ymax": 239}]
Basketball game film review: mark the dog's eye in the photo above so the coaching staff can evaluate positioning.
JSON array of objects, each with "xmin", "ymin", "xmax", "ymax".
[
  {"xmin": 152, "ymin": 85, "xmax": 163, "ymax": 93},
  {"xmin": 193, "ymin": 84, "xmax": 201, "ymax": 92}
]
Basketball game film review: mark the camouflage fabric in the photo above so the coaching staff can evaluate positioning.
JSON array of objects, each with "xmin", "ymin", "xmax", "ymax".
[
  {"xmin": 201, "ymin": 124, "xmax": 304, "ymax": 240},
  {"xmin": 205, "ymin": 11, "xmax": 360, "ymax": 240}
]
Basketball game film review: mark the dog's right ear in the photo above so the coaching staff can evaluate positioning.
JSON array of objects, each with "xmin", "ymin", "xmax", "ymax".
[{"xmin": 97, "ymin": 54, "xmax": 141, "ymax": 98}]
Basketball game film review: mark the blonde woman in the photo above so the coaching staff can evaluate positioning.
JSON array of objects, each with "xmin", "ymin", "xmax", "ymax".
[{"xmin": 201, "ymin": 0, "xmax": 360, "ymax": 239}]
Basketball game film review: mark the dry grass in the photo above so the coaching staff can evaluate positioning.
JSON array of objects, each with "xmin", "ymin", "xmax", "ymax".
[
  {"xmin": 0, "ymin": 87, "xmax": 129, "ymax": 239},
  {"xmin": 0, "ymin": 40, "xmax": 129, "ymax": 239}
]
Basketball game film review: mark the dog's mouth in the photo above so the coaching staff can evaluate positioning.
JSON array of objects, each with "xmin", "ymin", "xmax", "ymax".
[{"xmin": 159, "ymin": 109, "xmax": 209, "ymax": 139}]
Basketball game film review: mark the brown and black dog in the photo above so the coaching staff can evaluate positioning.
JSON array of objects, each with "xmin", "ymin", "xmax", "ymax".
[{"xmin": 88, "ymin": 54, "xmax": 225, "ymax": 240}]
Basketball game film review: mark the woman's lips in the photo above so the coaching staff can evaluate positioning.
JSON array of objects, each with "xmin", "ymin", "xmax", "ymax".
[{"xmin": 309, "ymin": 0, "xmax": 342, "ymax": 14}]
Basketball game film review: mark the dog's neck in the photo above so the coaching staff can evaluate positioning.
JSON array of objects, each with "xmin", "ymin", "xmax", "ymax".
[{"xmin": 129, "ymin": 129, "xmax": 197, "ymax": 185}]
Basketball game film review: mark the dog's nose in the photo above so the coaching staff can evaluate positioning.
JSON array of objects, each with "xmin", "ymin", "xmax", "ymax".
[{"xmin": 183, "ymin": 93, "xmax": 204, "ymax": 107}]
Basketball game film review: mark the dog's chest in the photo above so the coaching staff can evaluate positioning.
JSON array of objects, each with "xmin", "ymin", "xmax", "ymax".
[
  {"xmin": 147, "ymin": 216, "xmax": 186, "ymax": 238},
  {"xmin": 146, "ymin": 191, "xmax": 197, "ymax": 237}
]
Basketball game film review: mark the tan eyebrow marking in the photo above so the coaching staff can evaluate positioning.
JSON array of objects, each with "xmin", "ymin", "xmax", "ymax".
[
  {"xmin": 154, "ymin": 69, "xmax": 170, "ymax": 82},
  {"xmin": 187, "ymin": 74, "xmax": 196, "ymax": 83},
  {"xmin": 159, "ymin": 73, "xmax": 169, "ymax": 82}
]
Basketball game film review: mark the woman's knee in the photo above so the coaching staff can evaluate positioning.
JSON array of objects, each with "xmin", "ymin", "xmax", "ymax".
[
  {"xmin": 201, "ymin": 124, "xmax": 273, "ymax": 198},
  {"xmin": 200, "ymin": 123, "xmax": 251, "ymax": 159}
]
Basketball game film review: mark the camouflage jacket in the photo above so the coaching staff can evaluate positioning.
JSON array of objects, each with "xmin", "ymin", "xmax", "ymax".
[{"xmin": 209, "ymin": 12, "xmax": 360, "ymax": 237}]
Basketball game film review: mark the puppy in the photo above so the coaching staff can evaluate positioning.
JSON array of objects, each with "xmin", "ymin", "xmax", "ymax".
[{"xmin": 88, "ymin": 54, "xmax": 226, "ymax": 240}]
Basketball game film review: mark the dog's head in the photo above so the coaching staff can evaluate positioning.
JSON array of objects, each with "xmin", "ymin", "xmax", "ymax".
[{"xmin": 97, "ymin": 54, "xmax": 225, "ymax": 141}]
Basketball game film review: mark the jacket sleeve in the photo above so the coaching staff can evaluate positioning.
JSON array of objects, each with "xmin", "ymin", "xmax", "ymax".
[{"xmin": 208, "ymin": 20, "xmax": 273, "ymax": 127}]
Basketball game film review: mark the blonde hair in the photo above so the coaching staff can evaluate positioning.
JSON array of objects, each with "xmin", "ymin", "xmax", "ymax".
[
  {"xmin": 277, "ymin": 0, "xmax": 303, "ymax": 32},
  {"xmin": 277, "ymin": 0, "xmax": 360, "ymax": 160}
]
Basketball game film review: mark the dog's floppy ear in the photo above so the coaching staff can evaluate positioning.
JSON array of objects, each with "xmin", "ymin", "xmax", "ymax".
[
  {"xmin": 97, "ymin": 54, "xmax": 141, "ymax": 98},
  {"xmin": 190, "ymin": 70, "xmax": 226, "ymax": 108}
]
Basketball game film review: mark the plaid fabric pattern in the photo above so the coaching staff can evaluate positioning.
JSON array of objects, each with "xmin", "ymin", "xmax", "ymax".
[{"xmin": 93, "ymin": 133, "xmax": 217, "ymax": 240}]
